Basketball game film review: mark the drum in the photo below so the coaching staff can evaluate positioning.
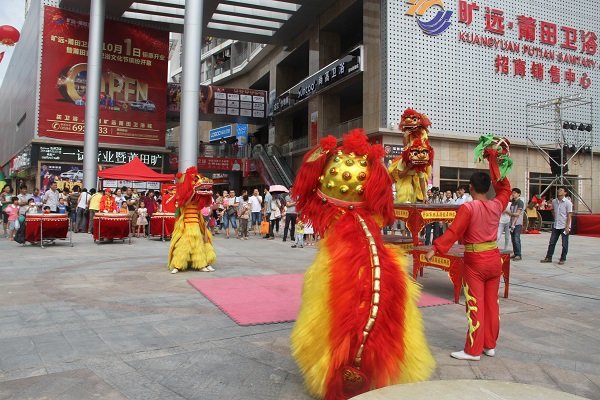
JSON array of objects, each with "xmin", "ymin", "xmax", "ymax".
[
  {"xmin": 93, "ymin": 213, "xmax": 131, "ymax": 243},
  {"xmin": 149, "ymin": 212, "xmax": 176, "ymax": 240},
  {"xmin": 25, "ymin": 214, "xmax": 71, "ymax": 247}
]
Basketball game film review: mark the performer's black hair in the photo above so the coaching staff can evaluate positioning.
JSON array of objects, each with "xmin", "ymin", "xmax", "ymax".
[{"xmin": 469, "ymin": 172, "xmax": 491, "ymax": 194}]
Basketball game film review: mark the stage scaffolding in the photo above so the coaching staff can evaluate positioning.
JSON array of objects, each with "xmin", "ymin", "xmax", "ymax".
[{"xmin": 526, "ymin": 94, "xmax": 594, "ymax": 213}]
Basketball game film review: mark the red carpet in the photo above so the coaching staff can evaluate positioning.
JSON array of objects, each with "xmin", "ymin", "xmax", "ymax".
[{"xmin": 188, "ymin": 274, "xmax": 453, "ymax": 326}]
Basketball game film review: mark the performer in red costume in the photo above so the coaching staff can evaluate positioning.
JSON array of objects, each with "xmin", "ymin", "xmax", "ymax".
[{"xmin": 426, "ymin": 146, "xmax": 511, "ymax": 361}]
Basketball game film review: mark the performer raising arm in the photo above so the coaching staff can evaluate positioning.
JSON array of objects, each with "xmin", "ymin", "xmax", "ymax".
[{"xmin": 427, "ymin": 136, "xmax": 512, "ymax": 361}]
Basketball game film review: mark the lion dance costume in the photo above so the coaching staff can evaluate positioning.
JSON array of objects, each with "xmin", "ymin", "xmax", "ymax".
[
  {"xmin": 388, "ymin": 108, "xmax": 433, "ymax": 203},
  {"xmin": 168, "ymin": 167, "xmax": 216, "ymax": 273},
  {"xmin": 290, "ymin": 130, "xmax": 435, "ymax": 400}
]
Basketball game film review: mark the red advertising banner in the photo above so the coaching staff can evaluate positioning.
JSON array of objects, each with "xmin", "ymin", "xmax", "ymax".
[
  {"xmin": 38, "ymin": 7, "xmax": 168, "ymax": 147},
  {"xmin": 168, "ymin": 154, "xmax": 243, "ymax": 172}
]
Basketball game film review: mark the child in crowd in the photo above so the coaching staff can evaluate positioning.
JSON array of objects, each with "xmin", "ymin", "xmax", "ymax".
[
  {"xmin": 292, "ymin": 219, "xmax": 304, "ymax": 248},
  {"xmin": 26, "ymin": 198, "xmax": 38, "ymax": 215},
  {"xmin": 136, "ymin": 201, "xmax": 148, "ymax": 237},
  {"xmin": 303, "ymin": 220, "xmax": 314, "ymax": 247},
  {"xmin": 43, "ymin": 206, "xmax": 51, "ymax": 214},
  {"xmin": 238, "ymin": 194, "xmax": 250, "ymax": 240},
  {"xmin": 57, "ymin": 198, "xmax": 67, "ymax": 214},
  {"xmin": 5, "ymin": 197, "xmax": 19, "ymax": 240}
]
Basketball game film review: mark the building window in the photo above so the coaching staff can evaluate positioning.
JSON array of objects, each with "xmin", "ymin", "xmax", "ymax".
[
  {"xmin": 439, "ymin": 167, "xmax": 486, "ymax": 193},
  {"xmin": 528, "ymin": 172, "xmax": 577, "ymax": 203}
]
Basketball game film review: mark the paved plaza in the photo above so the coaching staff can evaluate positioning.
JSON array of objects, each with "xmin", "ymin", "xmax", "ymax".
[{"xmin": 0, "ymin": 229, "xmax": 599, "ymax": 400}]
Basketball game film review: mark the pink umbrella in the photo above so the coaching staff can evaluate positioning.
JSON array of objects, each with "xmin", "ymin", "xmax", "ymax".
[{"xmin": 269, "ymin": 185, "xmax": 289, "ymax": 194}]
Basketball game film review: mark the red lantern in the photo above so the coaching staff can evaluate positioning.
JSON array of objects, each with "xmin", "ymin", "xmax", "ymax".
[{"xmin": 0, "ymin": 25, "xmax": 21, "ymax": 46}]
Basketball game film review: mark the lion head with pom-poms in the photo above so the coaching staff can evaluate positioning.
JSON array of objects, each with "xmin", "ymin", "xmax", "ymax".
[
  {"xmin": 175, "ymin": 167, "xmax": 214, "ymax": 208},
  {"xmin": 401, "ymin": 137, "xmax": 434, "ymax": 173},
  {"xmin": 399, "ymin": 108, "xmax": 431, "ymax": 131},
  {"xmin": 293, "ymin": 129, "xmax": 395, "ymax": 236}
]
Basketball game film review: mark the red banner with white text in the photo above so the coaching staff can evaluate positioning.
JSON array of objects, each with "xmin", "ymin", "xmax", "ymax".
[{"xmin": 38, "ymin": 7, "xmax": 168, "ymax": 147}]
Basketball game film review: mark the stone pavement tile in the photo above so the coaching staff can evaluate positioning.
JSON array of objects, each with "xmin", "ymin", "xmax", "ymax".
[
  {"xmin": 31, "ymin": 332, "xmax": 79, "ymax": 364},
  {"xmin": 89, "ymin": 369, "xmax": 187, "ymax": 400},
  {"xmin": 0, "ymin": 368, "xmax": 48, "ymax": 384},
  {"xmin": 128, "ymin": 347, "xmax": 311, "ymax": 400},
  {"xmin": 0, "ymin": 368, "xmax": 128, "ymax": 400},
  {"xmin": 501, "ymin": 358, "xmax": 559, "ymax": 390},
  {"xmin": 543, "ymin": 364, "xmax": 600, "ymax": 400},
  {"xmin": 94, "ymin": 324, "xmax": 176, "ymax": 353},
  {"xmin": 470, "ymin": 357, "xmax": 515, "ymax": 381},
  {"xmin": 575, "ymin": 360, "xmax": 600, "ymax": 375},
  {"xmin": 0, "ymin": 337, "xmax": 43, "ymax": 372},
  {"xmin": 72, "ymin": 306, "xmax": 109, "ymax": 322},
  {"xmin": 62, "ymin": 328, "xmax": 114, "ymax": 356}
]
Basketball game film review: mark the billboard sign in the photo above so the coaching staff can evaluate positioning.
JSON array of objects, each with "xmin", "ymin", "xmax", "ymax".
[
  {"xmin": 38, "ymin": 7, "xmax": 169, "ymax": 147},
  {"xmin": 209, "ymin": 125, "xmax": 233, "ymax": 142},
  {"xmin": 167, "ymin": 83, "xmax": 267, "ymax": 121},
  {"xmin": 35, "ymin": 144, "xmax": 163, "ymax": 169}
]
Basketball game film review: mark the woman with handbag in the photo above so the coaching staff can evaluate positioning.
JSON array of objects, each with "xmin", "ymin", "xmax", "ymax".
[
  {"xmin": 223, "ymin": 190, "xmax": 238, "ymax": 239},
  {"xmin": 266, "ymin": 196, "xmax": 281, "ymax": 240}
]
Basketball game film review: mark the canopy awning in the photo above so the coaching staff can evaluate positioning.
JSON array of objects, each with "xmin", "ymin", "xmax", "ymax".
[{"xmin": 98, "ymin": 156, "xmax": 174, "ymax": 182}]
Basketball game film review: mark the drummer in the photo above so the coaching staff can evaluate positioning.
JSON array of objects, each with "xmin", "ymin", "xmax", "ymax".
[{"xmin": 99, "ymin": 188, "xmax": 118, "ymax": 213}]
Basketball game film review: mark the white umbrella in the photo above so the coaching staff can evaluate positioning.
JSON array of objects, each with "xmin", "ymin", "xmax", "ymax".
[{"xmin": 269, "ymin": 185, "xmax": 289, "ymax": 194}]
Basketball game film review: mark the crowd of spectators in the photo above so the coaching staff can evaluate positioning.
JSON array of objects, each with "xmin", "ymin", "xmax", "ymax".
[{"xmin": 1, "ymin": 183, "xmax": 161, "ymax": 239}]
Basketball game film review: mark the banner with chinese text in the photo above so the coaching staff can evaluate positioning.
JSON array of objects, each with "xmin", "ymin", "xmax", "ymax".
[{"xmin": 38, "ymin": 7, "xmax": 168, "ymax": 146}]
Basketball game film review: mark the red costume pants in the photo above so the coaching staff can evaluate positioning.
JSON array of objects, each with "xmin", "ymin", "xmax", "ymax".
[{"xmin": 462, "ymin": 249, "xmax": 502, "ymax": 356}]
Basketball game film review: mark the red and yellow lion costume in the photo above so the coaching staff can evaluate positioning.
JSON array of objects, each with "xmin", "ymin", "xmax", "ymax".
[
  {"xmin": 389, "ymin": 108, "xmax": 433, "ymax": 203},
  {"xmin": 290, "ymin": 129, "xmax": 435, "ymax": 400},
  {"xmin": 167, "ymin": 167, "xmax": 216, "ymax": 273}
]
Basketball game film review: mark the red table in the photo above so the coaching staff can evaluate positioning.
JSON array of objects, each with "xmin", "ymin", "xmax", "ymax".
[
  {"xmin": 93, "ymin": 213, "xmax": 131, "ymax": 244},
  {"xmin": 25, "ymin": 214, "xmax": 72, "ymax": 248},
  {"xmin": 149, "ymin": 212, "xmax": 176, "ymax": 241},
  {"xmin": 412, "ymin": 245, "xmax": 511, "ymax": 303},
  {"xmin": 393, "ymin": 203, "xmax": 460, "ymax": 245}
]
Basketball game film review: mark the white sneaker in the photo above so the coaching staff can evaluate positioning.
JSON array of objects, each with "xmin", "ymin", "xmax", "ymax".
[
  {"xmin": 170, "ymin": 268, "xmax": 179, "ymax": 274},
  {"xmin": 206, "ymin": 265, "xmax": 215, "ymax": 272},
  {"xmin": 483, "ymin": 348, "xmax": 495, "ymax": 357},
  {"xmin": 450, "ymin": 350, "xmax": 480, "ymax": 361}
]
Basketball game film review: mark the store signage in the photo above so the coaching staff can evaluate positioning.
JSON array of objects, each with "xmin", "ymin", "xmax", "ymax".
[
  {"xmin": 236, "ymin": 124, "xmax": 249, "ymax": 145},
  {"xmin": 38, "ymin": 7, "xmax": 169, "ymax": 146},
  {"xmin": 209, "ymin": 125, "xmax": 233, "ymax": 141},
  {"xmin": 37, "ymin": 145, "xmax": 163, "ymax": 168},
  {"xmin": 455, "ymin": 0, "xmax": 597, "ymax": 89},
  {"xmin": 273, "ymin": 46, "xmax": 363, "ymax": 115},
  {"xmin": 167, "ymin": 84, "xmax": 267, "ymax": 119},
  {"xmin": 168, "ymin": 154, "xmax": 242, "ymax": 172}
]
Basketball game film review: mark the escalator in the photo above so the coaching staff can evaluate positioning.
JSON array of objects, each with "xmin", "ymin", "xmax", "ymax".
[{"xmin": 252, "ymin": 144, "xmax": 294, "ymax": 188}]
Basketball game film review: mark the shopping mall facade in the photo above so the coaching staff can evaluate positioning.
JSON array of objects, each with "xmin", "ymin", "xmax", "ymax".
[{"xmin": 1, "ymin": 0, "xmax": 599, "ymax": 211}]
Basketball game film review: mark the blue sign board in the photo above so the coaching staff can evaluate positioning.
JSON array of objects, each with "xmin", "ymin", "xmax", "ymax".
[
  {"xmin": 209, "ymin": 125, "xmax": 233, "ymax": 141},
  {"xmin": 236, "ymin": 124, "xmax": 248, "ymax": 145}
]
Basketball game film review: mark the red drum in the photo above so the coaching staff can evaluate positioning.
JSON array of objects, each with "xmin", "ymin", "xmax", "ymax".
[
  {"xmin": 149, "ymin": 212, "xmax": 176, "ymax": 240},
  {"xmin": 93, "ymin": 213, "xmax": 131, "ymax": 243},
  {"xmin": 25, "ymin": 214, "xmax": 70, "ymax": 245}
]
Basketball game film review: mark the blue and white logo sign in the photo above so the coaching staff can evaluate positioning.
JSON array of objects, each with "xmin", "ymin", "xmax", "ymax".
[
  {"xmin": 405, "ymin": 0, "xmax": 453, "ymax": 36},
  {"xmin": 236, "ymin": 124, "xmax": 249, "ymax": 145},
  {"xmin": 209, "ymin": 125, "xmax": 233, "ymax": 141}
]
